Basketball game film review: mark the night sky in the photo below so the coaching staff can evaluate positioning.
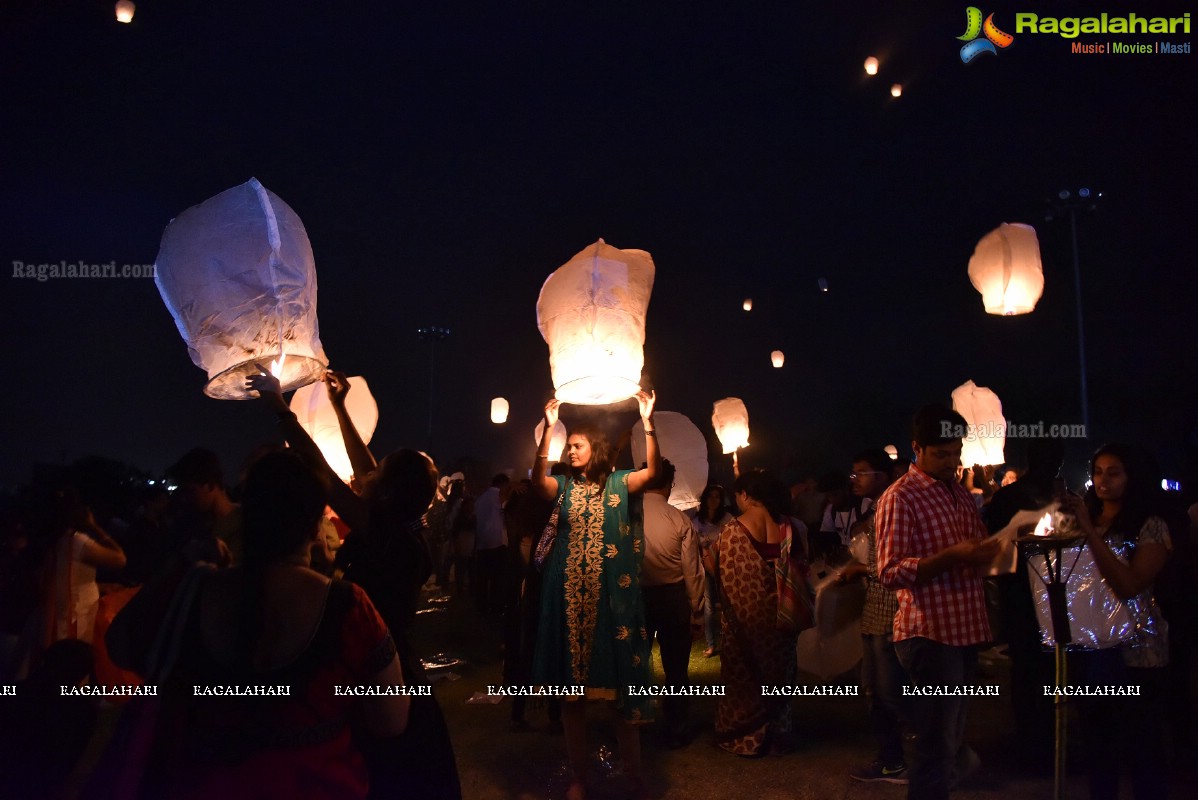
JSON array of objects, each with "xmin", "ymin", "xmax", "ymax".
[{"xmin": 2, "ymin": 1, "xmax": 1196, "ymax": 491}]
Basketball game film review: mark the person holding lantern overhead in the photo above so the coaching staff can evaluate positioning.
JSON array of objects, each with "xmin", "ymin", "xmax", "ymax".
[{"xmin": 531, "ymin": 390, "xmax": 659, "ymax": 800}]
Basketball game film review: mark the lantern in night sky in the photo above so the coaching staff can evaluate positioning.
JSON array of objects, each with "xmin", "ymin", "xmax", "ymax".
[
  {"xmin": 890, "ymin": 84, "xmax": 902, "ymax": 97},
  {"xmin": 712, "ymin": 397, "xmax": 750, "ymax": 454},
  {"xmin": 115, "ymin": 1, "xmax": 135, "ymax": 23},
  {"xmin": 631, "ymin": 411, "xmax": 708, "ymax": 511},
  {"xmin": 884, "ymin": 444, "xmax": 899, "ymax": 461},
  {"xmin": 154, "ymin": 178, "xmax": 328, "ymax": 399},
  {"xmin": 952, "ymin": 379, "xmax": 1006, "ymax": 467},
  {"xmin": 536, "ymin": 239, "xmax": 655, "ymax": 405},
  {"xmin": 771, "ymin": 350, "xmax": 785, "ymax": 368},
  {"xmin": 864, "ymin": 56, "xmax": 879, "ymax": 75},
  {"xmin": 490, "ymin": 397, "xmax": 509, "ymax": 424},
  {"xmin": 534, "ymin": 419, "xmax": 569, "ymax": 463},
  {"xmin": 743, "ymin": 298, "xmax": 753, "ymax": 311},
  {"xmin": 290, "ymin": 376, "xmax": 378, "ymax": 483},
  {"xmin": 968, "ymin": 222, "xmax": 1044, "ymax": 316}
]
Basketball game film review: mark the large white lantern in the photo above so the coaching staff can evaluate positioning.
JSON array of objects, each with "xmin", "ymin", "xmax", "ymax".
[
  {"xmin": 534, "ymin": 419, "xmax": 569, "ymax": 463},
  {"xmin": 490, "ymin": 397, "xmax": 509, "ymax": 424},
  {"xmin": 290, "ymin": 376, "xmax": 378, "ymax": 483},
  {"xmin": 771, "ymin": 350, "xmax": 785, "ymax": 368},
  {"xmin": 155, "ymin": 178, "xmax": 328, "ymax": 399},
  {"xmin": 712, "ymin": 397, "xmax": 750, "ymax": 454},
  {"xmin": 952, "ymin": 379, "xmax": 1006, "ymax": 467},
  {"xmin": 631, "ymin": 411, "xmax": 709, "ymax": 511},
  {"xmin": 536, "ymin": 239, "xmax": 655, "ymax": 405},
  {"xmin": 968, "ymin": 222, "xmax": 1044, "ymax": 316},
  {"xmin": 115, "ymin": 1, "xmax": 135, "ymax": 23}
]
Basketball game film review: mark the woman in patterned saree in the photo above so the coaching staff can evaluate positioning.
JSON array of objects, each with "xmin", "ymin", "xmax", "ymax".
[
  {"xmin": 531, "ymin": 391, "xmax": 659, "ymax": 800},
  {"xmin": 707, "ymin": 468, "xmax": 804, "ymax": 756}
]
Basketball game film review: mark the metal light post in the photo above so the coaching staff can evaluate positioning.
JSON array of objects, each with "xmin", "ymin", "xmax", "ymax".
[
  {"xmin": 417, "ymin": 325, "xmax": 451, "ymax": 443},
  {"xmin": 1045, "ymin": 188, "xmax": 1101, "ymax": 436}
]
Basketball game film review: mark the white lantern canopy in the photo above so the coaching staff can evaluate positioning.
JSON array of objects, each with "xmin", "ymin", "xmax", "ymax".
[
  {"xmin": 712, "ymin": 397, "xmax": 750, "ymax": 454},
  {"xmin": 952, "ymin": 379, "xmax": 1006, "ymax": 468},
  {"xmin": 290, "ymin": 376, "xmax": 378, "ymax": 483},
  {"xmin": 536, "ymin": 239, "xmax": 655, "ymax": 405},
  {"xmin": 115, "ymin": 1, "xmax": 135, "ymax": 23},
  {"xmin": 742, "ymin": 298, "xmax": 753, "ymax": 311},
  {"xmin": 490, "ymin": 397, "xmax": 509, "ymax": 424},
  {"xmin": 631, "ymin": 411, "xmax": 709, "ymax": 511},
  {"xmin": 884, "ymin": 444, "xmax": 899, "ymax": 461},
  {"xmin": 967, "ymin": 222, "xmax": 1044, "ymax": 316},
  {"xmin": 771, "ymin": 350, "xmax": 785, "ymax": 368},
  {"xmin": 534, "ymin": 419, "xmax": 569, "ymax": 463},
  {"xmin": 864, "ymin": 56, "xmax": 879, "ymax": 75},
  {"xmin": 155, "ymin": 178, "xmax": 328, "ymax": 399},
  {"xmin": 890, "ymin": 84, "xmax": 902, "ymax": 97}
]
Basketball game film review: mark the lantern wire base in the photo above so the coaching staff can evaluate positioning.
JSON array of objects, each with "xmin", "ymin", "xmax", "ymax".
[
  {"xmin": 554, "ymin": 376, "xmax": 641, "ymax": 406},
  {"xmin": 204, "ymin": 354, "xmax": 328, "ymax": 400}
]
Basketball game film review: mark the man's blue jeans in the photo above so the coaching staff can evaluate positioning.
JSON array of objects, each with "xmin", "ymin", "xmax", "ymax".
[
  {"xmin": 862, "ymin": 632, "xmax": 910, "ymax": 766},
  {"xmin": 894, "ymin": 637, "xmax": 977, "ymax": 800}
]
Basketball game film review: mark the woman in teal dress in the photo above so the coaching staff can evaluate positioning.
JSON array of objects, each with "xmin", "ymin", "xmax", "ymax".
[{"xmin": 531, "ymin": 391, "xmax": 659, "ymax": 800}]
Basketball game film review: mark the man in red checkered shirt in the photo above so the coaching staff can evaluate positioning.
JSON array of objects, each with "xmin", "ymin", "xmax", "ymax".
[{"xmin": 876, "ymin": 405, "xmax": 1004, "ymax": 800}]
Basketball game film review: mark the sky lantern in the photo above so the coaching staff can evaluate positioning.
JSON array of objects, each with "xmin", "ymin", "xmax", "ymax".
[
  {"xmin": 631, "ymin": 411, "xmax": 708, "ymax": 511},
  {"xmin": 742, "ymin": 298, "xmax": 753, "ymax": 311},
  {"xmin": 534, "ymin": 419, "xmax": 569, "ymax": 463},
  {"xmin": 952, "ymin": 379, "xmax": 1006, "ymax": 467},
  {"xmin": 712, "ymin": 397, "xmax": 750, "ymax": 454},
  {"xmin": 967, "ymin": 222, "xmax": 1044, "ymax": 316},
  {"xmin": 536, "ymin": 239, "xmax": 655, "ymax": 405},
  {"xmin": 115, "ymin": 1, "xmax": 135, "ymax": 23},
  {"xmin": 771, "ymin": 350, "xmax": 785, "ymax": 368},
  {"xmin": 490, "ymin": 397, "xmax": 509, "ymax": 424},
  {"xmin": 884, "ymin": 444, "xmax": 899, "ymax": 461},
  {"xmin": 290, "ymin": 376, "xmax": 378, "ymax": 483},
  {"xmin": 864, "ymin": 56, "xmax": 878, "ymax": 75},
  {"xmin": 890, "ymin": 83, "xmax": 902, "ymax": 97},
  {"xmin": 155, "ymin": 178, "xmax": 328, "ymax": 399}
]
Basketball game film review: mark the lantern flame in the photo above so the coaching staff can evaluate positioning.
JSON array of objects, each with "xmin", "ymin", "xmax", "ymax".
[
  {"xmin": 1033, "ymin": 512, "xmax": 1054, "ymax": 537},
  {"xmin": 270, "ymin": 352, "xmax": 287, "ymax": 379}
]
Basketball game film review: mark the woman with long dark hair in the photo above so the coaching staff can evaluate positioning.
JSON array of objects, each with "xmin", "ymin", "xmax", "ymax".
[
  {"xmin": 690, "ymin": 484, "xmax": 732, "ymax": 657},
  {"xmin": 1058, "ymin": 443, "xmax": 1174, "ymax": 800},
  {"xmin": 530, "ymin": 392, "xmax": 659, "ymax": 800},
  {"xmin": 706, "ymin": 468, "xmax": 809, "ymax": 756}
]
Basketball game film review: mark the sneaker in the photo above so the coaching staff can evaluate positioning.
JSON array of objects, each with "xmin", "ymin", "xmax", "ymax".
[{"xmin": 850, "ymin": 761, "xmax": 909, "ymax": 784}]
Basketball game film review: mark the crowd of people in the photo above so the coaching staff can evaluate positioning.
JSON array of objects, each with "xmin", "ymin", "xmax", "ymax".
[{"xmin": 0, "ymin": 382, "xmax": 1195, "ymax": 800}]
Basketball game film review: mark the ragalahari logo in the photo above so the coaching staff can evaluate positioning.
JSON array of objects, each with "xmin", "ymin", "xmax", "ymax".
[{"xmin": 958, "ymin": 7, "xmax": 1015, "ymax": 62}]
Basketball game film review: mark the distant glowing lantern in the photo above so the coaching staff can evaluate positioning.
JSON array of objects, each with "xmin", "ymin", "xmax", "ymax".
[
  {"xmin": 967, "ymin": 222, "xmax": 1044, "ymax": 316},
  {"xmin": 631, "ymin": 411, "xmax": 709, "ymax": 511},
  {"xmin": 818, "ymin": 277, "xmax": 829, "ymax": 292},
  {"xmin": 534, "ymin": 419, "xmax": 569, "ymax": 463},
  {"xmin": 771, "ymin": 350, "xmax": 785, "ymax": 368},
  {"xmin": 536, "ymin": 239, "xmax": 655, "ymax": 405},
  {"xmin": 712, "ymin": 398, "xmax": 750, "ymax": 454},
  {"xmin": 155, "ymin": 178, "xmax": 328, "ymax": 399},
  {"xmin": 890, "ymin": 83, "xmax": 902, "ymax": 97},
  {"xmin": 115, "ymin": 1, "xmax": 135, "ymax": 23},
  {"xmin": 490, "ymin": 397, "xmax": 509, "ymax": 424},
  {"xmin": 952, "ymin": 379, "xmax": 1006, "ymax": 467},
  {"xmin": 290, "ymin": 376, "xmax": 378, "ymax": 483},
  {"xmin": 743, "ymin": 298, "xmax": 753, "ymax": 311},
  {"xmin": 864, "ymin": 56, "xmax": 879, "ymax": 75},
  {"xmin": 884, "ymin": 444, "xmax": 899, "ymax": 461}
]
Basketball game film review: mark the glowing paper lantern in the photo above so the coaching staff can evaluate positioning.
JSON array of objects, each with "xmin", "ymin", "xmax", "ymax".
[
  {"xmin": 631, "ymin": 411, "xmax": 708, "ymax": 511},
  {"xmin": 534, "ymin": 419, "xmax": 568, "ymax": 463},
  {"xmin": 536, "ymin": 239, "xmax": 655, "ymax": 405},
  {"xmin": 967, "ymin": 222, "xmax": 1044, "ymax": 316},
  {"xmin": 951, "ymin": 379, "xmax": 1006, "ymax": 467},
  {"xmin": 155, "ymin": 178, "xmax": 328, "ymax": 399},
  {"xmin": 490, "ymin": 397, "xmax": 509, "ymax": 424},
  {"xmin": 890, "ymin": 84, "xmax": 902, "ymax": 97},
  {"xmin": 115, "ymin": 1, "xmax": 135, "ymax": 23},
  {"xmin": 884, "ymin": 444, "xmax": 899, "ymax": 461},
  {"xmin": 771, "ymin": 350, "xmax": 785, "ymax": 368},
  {"xmin": 864, "ymin": 56, "xmax": 878, "ymax": 75},
  {"xmin": 290, "ymin": 376, "xmax": 378, "ymax": 483},
  {"xmin": 742, "ymin": 298, "xmax": 753, "ymax": 311},
  {"xmin": 712, "ymin": 398, "xmax": 750, "ymax": 454}
]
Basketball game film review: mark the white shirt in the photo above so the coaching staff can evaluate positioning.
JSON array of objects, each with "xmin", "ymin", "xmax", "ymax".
[
  {"xmin": 473, "ymin": 486, "xmax": 506, "ymax": 550},
  {"xmin": 641, "ymin": 493, "xmax": 704, "ymax": 612}
]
